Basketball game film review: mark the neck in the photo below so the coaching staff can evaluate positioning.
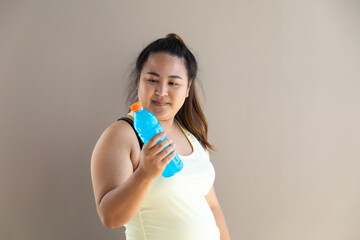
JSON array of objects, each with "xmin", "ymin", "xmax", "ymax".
[{"xmin": 159, "ymin": 118, "xmax": 177, "ymax": 133}]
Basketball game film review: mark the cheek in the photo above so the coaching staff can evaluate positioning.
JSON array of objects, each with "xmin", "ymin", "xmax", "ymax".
[
  {"xmin": 137, "ymin": 83, "xmax": 147, "ymax": 102},
  {"xmin": 138, "ymin": 81, "xmax": 151, "ymax": 95},
  {"xmin": 171, "ymin": 89, "xmax": 188, "ymax": 103}
]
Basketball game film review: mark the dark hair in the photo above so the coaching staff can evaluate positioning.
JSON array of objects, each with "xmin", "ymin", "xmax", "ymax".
[{"xmin": 126, "ymin": 33, "xmax": 215, "ymax": 151}]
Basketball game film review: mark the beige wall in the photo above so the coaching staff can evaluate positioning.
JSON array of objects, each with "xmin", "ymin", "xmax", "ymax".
[{"xmin": 1, "ymin": 0, "xmax": 360, "ymax": 239}]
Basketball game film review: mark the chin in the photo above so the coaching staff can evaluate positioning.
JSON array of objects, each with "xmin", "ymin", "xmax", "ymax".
[{"xmin": 152, "ymin": 109, "xmax": 173, "ymax": 120}]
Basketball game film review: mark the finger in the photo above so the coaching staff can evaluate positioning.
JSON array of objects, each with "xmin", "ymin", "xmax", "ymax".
[
  {"xmin": 146, "ymin": 132, "xmax": 166, "ymax": 149},
  {"xmin": 150, "ymin": 138, "xmax": 173, "ymax": 154},
  {"xmin": 161, "ymin": 149, "xmax": 177, "ymax": 166},
  {"xmin": 155, "ymin": 142, "xmax": 175, "ymax": 160}
]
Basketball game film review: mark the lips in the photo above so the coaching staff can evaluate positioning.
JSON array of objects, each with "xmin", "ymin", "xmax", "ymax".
[{"xmin": 153, "ymin": 100, "xmax": 168, "ymax": 106}]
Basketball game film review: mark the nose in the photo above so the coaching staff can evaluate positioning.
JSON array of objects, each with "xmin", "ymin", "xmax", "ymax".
[{"xmin": 155, "ymin": 82, "xmax": 168, "ymax": 96}]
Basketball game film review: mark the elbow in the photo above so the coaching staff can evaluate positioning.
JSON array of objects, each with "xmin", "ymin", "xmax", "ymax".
[
  {"xmin": 100, "ymin": 213, "xmax": 124, "ymax": 229},
  {"xmin": 98, "ymin": 208, "xmax": 129, "ymax": 229},
  {"xmin": 101, "ymin": 217, "xmax": 119, "ymax": 229},
  {"xmin": 100, "ymin": 215, "xmax": 122, "ymax": 229},
  {"xmin": 104, "ymin": 222, "xmax": 122, "ymax": 230}
]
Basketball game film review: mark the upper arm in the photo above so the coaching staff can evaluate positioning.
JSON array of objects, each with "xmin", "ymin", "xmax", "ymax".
[
  {"xmin": 90, "ymin": 121, "xmax": 135, "ymax": 209},
  {"xmin": 205, "ymin": 185, "xmax": 220, "ymax": 209},
  {"xmin": 204, "ymin": 150, "xmax": 220, "ymax": 208}
]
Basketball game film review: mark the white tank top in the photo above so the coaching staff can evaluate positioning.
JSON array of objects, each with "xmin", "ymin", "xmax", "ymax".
[{"xmin": 124, "ymin": 117, "xmax": 220, "ymax": 240}]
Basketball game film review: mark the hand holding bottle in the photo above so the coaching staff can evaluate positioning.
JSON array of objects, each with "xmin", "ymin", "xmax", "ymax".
[
  {"xmin": 130, "ymin": 101, "xmax": 184, "ymax": 178},
  {"xmin": 137, "ymin": 132, "xmax": 177, "ymax": 179}
]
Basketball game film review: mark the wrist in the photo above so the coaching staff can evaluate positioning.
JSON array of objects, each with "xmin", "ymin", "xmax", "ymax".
[{"xmin": 134, "ymin": 167, "xmax": 156, "ymax": 184}]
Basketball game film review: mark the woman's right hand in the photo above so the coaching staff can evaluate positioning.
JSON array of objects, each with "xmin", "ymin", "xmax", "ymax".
[{"xmin": 137, "ymin": 132, "xmax": 176, "ymax": 180}]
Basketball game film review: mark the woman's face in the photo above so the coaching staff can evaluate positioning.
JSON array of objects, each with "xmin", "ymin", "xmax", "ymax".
[{"xmin": 137, "ymin": 52, "xmax": 192, "ymax": 121}]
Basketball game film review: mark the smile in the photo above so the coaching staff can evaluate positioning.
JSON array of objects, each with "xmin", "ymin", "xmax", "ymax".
[{"xmin": 153, "ymin": 101, "xmax": 168, "ymax": 106}]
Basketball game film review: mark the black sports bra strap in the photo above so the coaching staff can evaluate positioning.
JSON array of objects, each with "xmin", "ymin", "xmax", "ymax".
[
  {"xmin": 117, "ymin": 117, "xmax": 144, "ymax": 149},
  {"xmin": 117, "ymin": 117, "xmax": 205, "ymax": 152}
]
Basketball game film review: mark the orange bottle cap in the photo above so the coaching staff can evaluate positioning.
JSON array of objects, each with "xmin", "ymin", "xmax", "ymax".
[{"xmin": 130, "ymin": 101, "xmax": 143, "ymax": 112}]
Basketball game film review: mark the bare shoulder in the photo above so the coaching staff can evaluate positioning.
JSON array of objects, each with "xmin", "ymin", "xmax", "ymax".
[
  {"xmin": 93, "ymin": 120, "xmax": 137, "ymax": 160},
  {"xmin": 90, "ymin": 119, "xmax": 139, "ymax": 206}
]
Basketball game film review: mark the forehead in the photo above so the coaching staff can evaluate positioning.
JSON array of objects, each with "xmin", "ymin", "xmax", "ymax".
[{"xmin": 142, "ymin": 53, "xmax": 187, "ymax": 78}]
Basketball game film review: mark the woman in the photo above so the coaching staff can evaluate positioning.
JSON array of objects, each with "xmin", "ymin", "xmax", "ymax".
[{"xmin": 91, "ymin": 33, "xmax": 230, "ymax": 240}]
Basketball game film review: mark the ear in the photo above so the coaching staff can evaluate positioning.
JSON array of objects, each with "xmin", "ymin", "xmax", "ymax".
[{"xmin": 186, "ymin": 79, "xmax": 193, "ymax": 97}]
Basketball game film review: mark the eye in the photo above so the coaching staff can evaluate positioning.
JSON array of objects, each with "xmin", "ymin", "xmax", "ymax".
[
  {"xmin": 147, "ymin": 79, "xmax": 158, "ymax": 83},
  {"xmin": 169, "ymin": 82, "xmax": 179, "ymax": 86}
]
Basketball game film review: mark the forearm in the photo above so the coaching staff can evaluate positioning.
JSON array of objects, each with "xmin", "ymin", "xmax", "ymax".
[
  {"xmin": 212, "ymin": 205, "xmax": 231, "ymax": 240},
  {"xmin": 97, "ymin": 169, "xmax": 153, "ymax": 229}
]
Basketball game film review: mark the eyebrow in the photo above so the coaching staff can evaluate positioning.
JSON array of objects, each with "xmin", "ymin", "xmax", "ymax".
[{"xmin": 146, "ymin": 72, "xmax": 183, "ymax": 80}]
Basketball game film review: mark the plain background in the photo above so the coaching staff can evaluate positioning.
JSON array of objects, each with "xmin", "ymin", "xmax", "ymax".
[{"xmin": 1, "ymin": 0, "xmax": 360, "ymax": 239}]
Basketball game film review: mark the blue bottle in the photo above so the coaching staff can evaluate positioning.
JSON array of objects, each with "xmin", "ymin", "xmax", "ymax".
[{"xmin": 130, "ymin": 101, "xmax": 183, "ymax": 178}]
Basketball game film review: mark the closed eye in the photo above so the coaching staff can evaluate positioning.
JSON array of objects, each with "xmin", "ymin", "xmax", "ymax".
[{"xmin": 148, "ymin": 79, "xmax": 179, "ymax": 86}]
